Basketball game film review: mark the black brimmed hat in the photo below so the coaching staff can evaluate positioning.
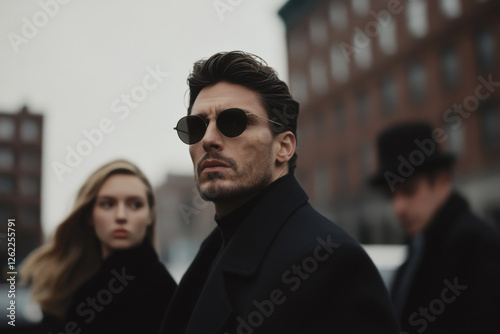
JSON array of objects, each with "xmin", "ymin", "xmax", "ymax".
[{"xmin": 369, "ymin": 122, "xmax": 456, "ymax": 188}]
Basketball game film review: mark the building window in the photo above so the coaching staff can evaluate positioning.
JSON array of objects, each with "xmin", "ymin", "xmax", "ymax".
[
  {"xmin": 475, "ymin": 28, "xmax": 496, "ymax": 71},
  {"xmin": 330, "ymin": 44, "xmax": 349, "ymax": 83},
  {"xmin": 0, "ymin": 175, "xmax": 14, "ymax": 194},
  {"xmin": 289, "ymin": 32, "xmax": 308, "ymax": 60},
  {"xmin": 444, "ymin": 122, "xmax": 465, "ymax": 156},
  {"xmin": 20, "ymin": 151, "xmax": 40, "ymax": 171},
  {"xmin": 329, "ymin": 0, "xmax": 348, "ymax": 31},
  {"xmin": 0, "ymin": 205, "xmax": 15, "ymax": 220},
  {"xmin": 19, "ymin": 177, "xmax": 39, "ymax": 196},
  {"xmin": 359, "ymin": 142, "xmax": 374, "ymax": 179},
  {"xmin": 19, "ymin": 206, "xmax": 39, "ymax": 227},
  {"xmin": 355, "ymin": 90, "xmax": 370, "ymax": 123},
  {"xmin": 314, "ymin": 113, "xmax": 325, "ymax": 139},
  {"xmin": 378, "ymin": 18, "xmax": 397, "ymax": 55},
  {"xmin": 310, "ymin": 15, "xmax": 328, "ymax": 47},
  {"xmin": 335, "ymin": 154, "xmax": 349, "ymax": 193},
  {"xmin": 309, "ymin": 57, "xmax": 328, "ymax": 95},
  {"xmin": 479, "ymin": 100, "xmax": 500, "ymax": 153},
  {"xmin": 353, "ymin": 30, "xmax": 372, "ymax": 69},
  {"xmin": 297, "ymin": 124, "xmax": 305, "ymax": 148},
  {"xmin": 406, "ymin": 0, "xmax": 428, "ymax": 38},
  {"xmin": 21, "ymin": 120, "xmax": 39, "ymax": 142},
  {"xmin": 0, "ymin": 118, "xmax": 15, "ymax": 140},
  {"xmin": 314, "ymin": 164, "xmax": 332, "ymax": 203},
  {"xmin": 380, "ymin": 76, "xmax": 397, "ymax": 115},
  {"xmin": 290, "ymin": 71, "xmax": 309, "ymax": 104},
  {"xmin": 441, "ymin": 45, "xmax": 460, "ymax": 91},
  {"xmin": 439, "ymin": 0, "xmax": 462, "ymax": 19},
  {"xmin": 333, "ymin": 101, "xmax": 347, "ymax": 131},
  {"xmin": 408, "ymin": 62, "xmax": 427, "ymax": 104},
  {"xmin": 0, "ymin": 148, "xmax": 14, "ymax": 170},
  {"xmin": 352, "ymin": 0, "xmax": 370, "ymax": 16}
]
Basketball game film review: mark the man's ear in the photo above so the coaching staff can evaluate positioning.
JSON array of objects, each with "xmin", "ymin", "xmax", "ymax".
[{"xmin": 275, "ymin": 131, "xmax": 296, "ymax": 165}]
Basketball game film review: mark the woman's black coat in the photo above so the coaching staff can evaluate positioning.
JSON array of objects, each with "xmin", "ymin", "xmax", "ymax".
[{"xmin": 63, "ymin": 240, "xmax": 176, "ymax": 334}]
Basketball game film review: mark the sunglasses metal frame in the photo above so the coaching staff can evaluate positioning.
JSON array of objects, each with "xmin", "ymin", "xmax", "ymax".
[{"xmin": 174, "ymin": 108, "xmax": 283, "ymax": 144}]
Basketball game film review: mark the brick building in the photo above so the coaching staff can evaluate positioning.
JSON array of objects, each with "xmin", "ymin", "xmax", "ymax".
[
  {"xmin": 0, "ymin": 106, "xmax": 43, "ymax": 276},
  {"xmin": 279, "ymin": 0, "xmax": 500, "ymax": 243}
]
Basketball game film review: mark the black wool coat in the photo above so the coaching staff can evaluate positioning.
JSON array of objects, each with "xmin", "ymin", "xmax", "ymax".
[
  {"xmin": 160, "ymin": 175, "xmax": 399, "ymax": 334},
  {"xmin": 63, "ymin": 240, "xmax": 177, "ymax": 334},
  {"xmin": 391, "ymin": 192, "xmax": 500, "ymax": 333}
]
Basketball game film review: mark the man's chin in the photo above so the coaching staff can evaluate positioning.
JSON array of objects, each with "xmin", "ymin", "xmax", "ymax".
[{"xmin": 198, "ymin": 179, "xmax": 230, "ymax": 201}]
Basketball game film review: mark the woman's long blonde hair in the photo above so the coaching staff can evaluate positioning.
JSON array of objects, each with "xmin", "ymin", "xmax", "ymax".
[{"xmin": 21, "ymin": 159, "xmax": 157, "ymax": 319}]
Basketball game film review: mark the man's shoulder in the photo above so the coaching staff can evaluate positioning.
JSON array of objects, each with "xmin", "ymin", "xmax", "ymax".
[
  {"xmin": 274, "ymin": 202, "xmax": 368, "ymax": 260},
  {"xmin": 288, "ymin": 202, "xmax": 357, "ymax": 239},
  {"xmin": 449, "ymin": 209, "xmax": 500, "ymax": 245}
]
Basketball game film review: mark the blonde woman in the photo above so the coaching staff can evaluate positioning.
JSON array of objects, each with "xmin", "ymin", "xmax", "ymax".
[{"xmin": 21, "ymin": 159, "xmax": 176, "ymax": 334}]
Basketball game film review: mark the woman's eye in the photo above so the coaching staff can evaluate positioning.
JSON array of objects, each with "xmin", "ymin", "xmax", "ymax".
[
  {"xmin": 129, "ymin": 201, "xmax": 144, "ymax": 210},
  {"xmin": 99, "ymin": 201, "xmax": 113, "ymax": 208}
]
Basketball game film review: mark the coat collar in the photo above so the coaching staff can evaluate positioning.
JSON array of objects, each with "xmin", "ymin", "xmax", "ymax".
[
  {"xmin": 423, "ymin": 191, "xmax": 469, "ymax": 241},
  {"xmin": 221, "ymin": 174, "xmax": 308, "ymax": 275}
]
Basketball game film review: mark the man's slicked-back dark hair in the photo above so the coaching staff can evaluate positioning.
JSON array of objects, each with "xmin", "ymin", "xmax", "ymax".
[{"xmin": 187, "ymin": 50, "xmax": 299, "ymax": 174}]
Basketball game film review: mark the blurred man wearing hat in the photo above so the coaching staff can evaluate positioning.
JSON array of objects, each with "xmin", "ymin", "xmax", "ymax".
[{"xmin": 370, "ymin": 121, "xmax": 500, "ymax": 333}]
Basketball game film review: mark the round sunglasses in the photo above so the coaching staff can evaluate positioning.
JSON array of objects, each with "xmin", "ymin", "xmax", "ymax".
[{"xmin": 174, "ymin": 108, "xmax": 282, "ymax": 145}]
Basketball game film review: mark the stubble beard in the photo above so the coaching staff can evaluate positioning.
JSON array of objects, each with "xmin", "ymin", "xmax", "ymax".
[{"xmin": 197, "ymin": 169, "xmax": 273, "ymax": 203}]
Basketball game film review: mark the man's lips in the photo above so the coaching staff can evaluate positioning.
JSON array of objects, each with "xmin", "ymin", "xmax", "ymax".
[{"xmin": 200, "ymin": 159, "xmax": 230, "ymax": 173}]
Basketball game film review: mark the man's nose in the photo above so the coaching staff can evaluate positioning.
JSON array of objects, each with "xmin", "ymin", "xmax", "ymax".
[{"xmin": 201, "ymin": 118, "xmax": 223, "ymax": 151}]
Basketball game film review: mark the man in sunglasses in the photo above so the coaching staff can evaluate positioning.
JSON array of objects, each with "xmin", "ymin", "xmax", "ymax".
[{"xmin": 160, "ymin": 51, "xmax": 398, "ymax": 334}]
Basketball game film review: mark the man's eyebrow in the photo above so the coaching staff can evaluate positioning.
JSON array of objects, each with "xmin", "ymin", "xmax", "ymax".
[
  {"xmin": 191, "ymin": 110, "xmax": 213, "ymax": 117},
  {"xmin": 191, "ymin": 108, "xmax": 227, "ymax": 117}
]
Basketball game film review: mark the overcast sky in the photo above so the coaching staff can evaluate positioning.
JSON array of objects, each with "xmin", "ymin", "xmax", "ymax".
[{"xmin": 0, "ymin": 0, "xmax": 289, "ymax": 235}]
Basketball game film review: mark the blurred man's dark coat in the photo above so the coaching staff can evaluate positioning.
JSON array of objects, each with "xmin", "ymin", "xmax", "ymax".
[{"xmin": 391, "ymin": 192, "xmax": 500, "ymax": 333}]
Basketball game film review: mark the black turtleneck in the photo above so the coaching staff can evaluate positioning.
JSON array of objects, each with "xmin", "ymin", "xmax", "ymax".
[{"xmin": 210, "ymin": 175, "xmax": 290, "ymax": 269}]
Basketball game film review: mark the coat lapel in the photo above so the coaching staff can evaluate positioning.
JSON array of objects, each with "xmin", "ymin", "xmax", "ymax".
[
  {"xmin": 161, "ymin": 229, "xmax": 222, "ymax": 334},
  {"xmin": 184, "ymin": 265, "xmax": 233, "ymax": 334}
]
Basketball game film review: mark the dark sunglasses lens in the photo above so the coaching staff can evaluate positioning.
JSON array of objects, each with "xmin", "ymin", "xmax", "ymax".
[
  {"xmin": 217, "ymin": 108, "xmax": 247, "ymax": 137},
  {"xmin": 175, "ymin": 116, "xmax": 206, "ymax": 144}
]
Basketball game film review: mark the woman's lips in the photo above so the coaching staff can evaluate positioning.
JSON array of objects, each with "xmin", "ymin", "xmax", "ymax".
[{"xmin": 112, "ymin": 229, "xmax": 129, "ymax": 238}]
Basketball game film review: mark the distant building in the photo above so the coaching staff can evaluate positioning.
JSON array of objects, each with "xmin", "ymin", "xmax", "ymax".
[
  {"xmin": 279, "ymin": 0, "xmax": 500, "ymax": 243},
  {"xmin": 154, "ymin": 173, "xmax": 215, "ymax": 276},
  {"xmin": 0, "ymin": 106, "xmax": 43, "ymax": 277}
]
